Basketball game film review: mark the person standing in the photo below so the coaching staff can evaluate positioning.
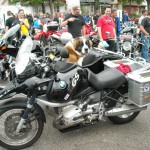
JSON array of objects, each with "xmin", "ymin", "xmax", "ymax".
[
  {"xmin": 138, "ymin": 10, "xmax": 147, "ymax": 25},
  {"xmin": 5, "ymin": 11, "xmax": 15, "ymax": 32},
  {"xmin": 138, "ymin": 10, "xmax": 148, "ymax": 52},
  {"xmin": 60, "ymin": 5, "xmax": 86, "ymax": 38},
  {"xmin": 59, "ymin": 12, "xmax": 66, "ymax": 30},
  {"xmin": 97, "ymin": 6, "xmax": 116, "ymax": 51},
  {"xmin": 53, "ymin": 13, "xmax": 59, "ymax": 23},
  {"xmin": 26, "ymin": 14, "xmax": 33, "ymax": 27},
  {"xmin": 12, "ymin": 9, "xmax": 30, "ymax": 36},
  {"xmin": 140, "ymin": 11, "xmax": 150, "ymax": 62},
  {"xmin": 33, "ymin": 15, "xmax": 43, "ymax": 33},
  {"xmin": 39, "ymin": 13, "xmax": 47, "ymax": 24},
  {"xmin": 111, "ymin": 8, "xmax": 121, "ymax": 52},
  {"xmin": 83, "ymin": 14, "xmax": 89, "ymax": 24},
  {"xmin": 93, "ymin": 12, "xmax": 101, "ymax": 26},
  {"xmin": 122, "ymin": 11, "xmax": 129, "ymax": 23}
]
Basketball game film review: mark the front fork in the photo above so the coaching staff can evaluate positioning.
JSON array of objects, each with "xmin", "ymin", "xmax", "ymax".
[{"xmin": 15, "ymin": 92, "xmax": 37, "ymax": 133}]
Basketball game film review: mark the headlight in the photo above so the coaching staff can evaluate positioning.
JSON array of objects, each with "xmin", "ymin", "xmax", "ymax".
[{"xmin": 122, "ymin": 41, "xmax": 131, "ymax": 52}]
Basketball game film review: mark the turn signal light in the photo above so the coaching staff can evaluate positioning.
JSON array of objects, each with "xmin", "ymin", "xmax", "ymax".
[{"xmin": 1, "ymin": 46, "xmax": 7, "ymax": 51}]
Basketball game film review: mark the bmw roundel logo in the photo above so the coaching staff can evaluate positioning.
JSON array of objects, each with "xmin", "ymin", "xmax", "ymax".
[{"xmin": 59, "ymin": 81, "xmax": 67, "ymax": 89}]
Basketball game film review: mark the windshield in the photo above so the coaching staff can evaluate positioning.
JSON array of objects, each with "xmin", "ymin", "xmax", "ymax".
[
  {"xmin": 15, "ymin": 36, "xmax": 35, "ymax": 75},
  {"xmin": 2, "ymin": 24, "xmax": 20, "ymax": 41},
  {"xmin": 16, "ymin": 36, "xmax": 33, "ymax": 61}
]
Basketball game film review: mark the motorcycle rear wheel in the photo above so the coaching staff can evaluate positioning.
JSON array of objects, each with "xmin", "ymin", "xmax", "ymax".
[
  {"xmin": 108, "ymin": 91, "xmax": 140, "ymax": 124},
  {"xmin": 0, "ymin": 106, "xmax": 44, "ymax": 150}
]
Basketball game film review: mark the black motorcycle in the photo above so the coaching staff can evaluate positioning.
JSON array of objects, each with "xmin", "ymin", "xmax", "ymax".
[
  {"xmin": 0, "ymin": 24, "xmax": 49, "ymax": 83},
  {"xmin": 0, "ymin": 46, "xmax": 146, "ymax": 149}
]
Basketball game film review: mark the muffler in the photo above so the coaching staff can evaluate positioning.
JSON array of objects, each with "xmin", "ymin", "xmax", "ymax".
[{"xmin": 105, "ymin": 104, "xmax": 147, "ymax": 117}]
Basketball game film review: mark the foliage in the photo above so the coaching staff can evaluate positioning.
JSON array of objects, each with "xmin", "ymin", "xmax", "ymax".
[
  {"xmin": 8, "ymin": 0, "xmax": 45, "ymax": 5},
  {"xmin": 54, "ymin": 0, "xmax": 65, "ymax": 6},
  {"xmin": 147, "ymin": 0, "xmax": 150, "ymax": 11},
  {"xmin": 117, "ymin": 0, "xmax": 144, "ymax": 5},
  {"xmin": 94, "ymin": 0, "xmax": 99, "ymax": 13},
  {"xmin": 8, "ymin": 0, "xmax": 65, "ymax": 5},
  {"xmin": 131, "ymin": 12, "xmax": 141, "ymax": 19}
]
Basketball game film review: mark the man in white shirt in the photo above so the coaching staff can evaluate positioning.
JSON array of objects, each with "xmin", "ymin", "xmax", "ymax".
[{"xmin": 138, "ymin": 10, "xmax": 147, "ymax": 25}]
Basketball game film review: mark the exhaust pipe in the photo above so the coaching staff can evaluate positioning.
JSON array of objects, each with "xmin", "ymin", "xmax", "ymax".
[{"xmin": 105, "ymin": 104, "xmax": 147, "ymax": 117}]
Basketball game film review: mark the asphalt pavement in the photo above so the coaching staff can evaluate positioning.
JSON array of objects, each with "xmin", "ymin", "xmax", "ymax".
[
  {"xmin": 0, "ymin": 51, "xmax": 150, "ymax": 150},
  {"xmin": 1, "ymin": 104, "xmax": 150, "ymax": 150}
]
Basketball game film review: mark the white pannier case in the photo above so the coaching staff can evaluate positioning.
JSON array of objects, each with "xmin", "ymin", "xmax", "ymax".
[{"xmin": 128, "ymin": 70, "xmax": 150, "ymax": 106}]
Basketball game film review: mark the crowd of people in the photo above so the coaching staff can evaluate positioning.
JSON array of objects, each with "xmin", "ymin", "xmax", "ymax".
[
  {"xmin": 3, "ymin": 6, "xmax": 150, "ymax": 62},
  {"xmin": 4, "ymin": 10, "xmax": 66, "ymax": 35}
]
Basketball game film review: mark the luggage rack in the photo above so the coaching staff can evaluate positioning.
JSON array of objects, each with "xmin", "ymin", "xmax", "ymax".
[{"xmin": 94, "ymin": 47, "xmax": 148, "ymax": 71}]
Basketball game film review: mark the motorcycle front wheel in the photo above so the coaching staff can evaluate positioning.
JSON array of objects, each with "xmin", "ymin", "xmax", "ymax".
[
  {"xmin": 0, "ymin": 106, "xmax": 44, "ymax": 150},
  {"xmin": 108, "ymin": 91, "xmax": 140, "ymax": 124}
]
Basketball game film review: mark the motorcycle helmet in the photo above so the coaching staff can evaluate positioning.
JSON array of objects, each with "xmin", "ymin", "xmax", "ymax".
[{"xmin": 60, "ymin": 32, "xmax": 73, "ymax": 44}]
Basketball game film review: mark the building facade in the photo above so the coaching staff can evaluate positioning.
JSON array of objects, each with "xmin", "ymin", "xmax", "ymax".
[{"xmin": 0, "ymin": 0, "xmax": 148, "ymax": 16}]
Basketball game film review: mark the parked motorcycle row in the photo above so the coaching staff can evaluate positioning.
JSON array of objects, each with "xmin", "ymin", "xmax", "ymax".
[{"xmin": 0, "ymin": 22, "xmax": 150, "ymax": 150}]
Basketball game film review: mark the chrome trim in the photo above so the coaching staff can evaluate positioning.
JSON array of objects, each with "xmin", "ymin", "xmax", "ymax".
[
  {"xmin": 15, "ymin": 118, "xmax": 25, "ymax": 133},
  {"xmin": 36, "ymin": 99, "xmax": 76, "ymax": 107},
  {"xmin": 27, "ymin": 104, "xmax": 33, "ymax": 109},
  {"xmin": 105, "ymin": 104, "xmax": 147, "ymax": 117}
]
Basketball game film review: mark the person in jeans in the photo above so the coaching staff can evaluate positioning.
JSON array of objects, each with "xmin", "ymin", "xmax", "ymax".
[
  {"xmin": 138, "ymin": 10, "xmax": 147, "ymax": 26},
  {"xmin": 111, "ymin": 8, "xmax": 121, "ymax": 52},
  {"xmin": 140, "ymin": 11, "xmax": 150, "ymax": 62},
  {"xmin": 97, "ymin": 6, "xmax": 116, "ymax": 51}
]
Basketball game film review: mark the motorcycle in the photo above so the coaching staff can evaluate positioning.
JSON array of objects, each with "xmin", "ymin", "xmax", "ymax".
[
  {"xmin": 34, "ymin": 22, "xmax": 97, "ymax": 47},
  {"xmin": 0, "ymin": 37, "xmax": 148, "ymax": 149},
  {"xmin": 119, "ymin": 22, "xmax": 141, "ymax": 57},
  {"xmin": 0, "ymin": 24, "xmax": 52, "ymax": 84},
  {"xmin": 0, "ymin": 24, "xmax": 21, "ymax": 83},
  {"xmin": 34, "ymin": 21, "xmax": 68, "ymax": 47},
  {"xmin": 118, "ymin": 33, "xmax": 142, "ymax": 58}
]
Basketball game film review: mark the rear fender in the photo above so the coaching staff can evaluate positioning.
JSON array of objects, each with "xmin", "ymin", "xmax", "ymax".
[{"xmin": 0, "ymin": 97, "xmax": 46, "ymax": 123}]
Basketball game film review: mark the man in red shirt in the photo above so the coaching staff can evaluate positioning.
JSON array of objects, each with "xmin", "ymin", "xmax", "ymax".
[{"xmin": 97, "ymin": 6, "xmax": 116, "ymax": 51}]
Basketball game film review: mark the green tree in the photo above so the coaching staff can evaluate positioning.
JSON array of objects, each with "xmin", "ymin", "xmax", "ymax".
[
  {"xmin": 8, "ymin": 0, "xmax": 66, "ymax": 18},
  {"xmin": 118, "ymin": 0, "xmax": 144, "ymax": 16},
  {"xmin": 146, "ymin": 0, "xmax": 150, "ymax": 11},
  {"xmin": 117, "ymin": 0, "xmax": 144, "ymax": 5},
  {"xmin": 94, "ymin": 0, "xmax": 100, "ymax": 13},
  {"xmin": 9, "ymin": 0, "xmax": 46, "ymax": 13}
]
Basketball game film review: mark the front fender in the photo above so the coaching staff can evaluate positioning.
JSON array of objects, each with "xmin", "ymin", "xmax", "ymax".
[{"xmin": 0, "ymin": 97, "xmax": 46, "ymax": 123}]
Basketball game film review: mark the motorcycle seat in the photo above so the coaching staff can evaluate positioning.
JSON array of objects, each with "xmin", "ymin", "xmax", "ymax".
[
  {"xmin": 53, "ymin": 61, "xmax": 77, "ymax": 73},
  {"xmin": 86, "ymin": 68, "xmax": 126, "ymax": 90}
]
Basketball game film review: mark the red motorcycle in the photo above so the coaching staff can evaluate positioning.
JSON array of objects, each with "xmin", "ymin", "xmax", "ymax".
[
  {"xmin": 34, "ymin": 22, "xmax": 97, "ymax": 46},
  {"xmin": 85, "ymin": 24, "xmax": 97, "ymax": 36},
  {"xmin": 34, "ymin": 22, "xmax": 67, "ymax": 46}
]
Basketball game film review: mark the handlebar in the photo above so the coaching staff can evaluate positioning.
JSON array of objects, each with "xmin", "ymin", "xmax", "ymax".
[{"xmin": 94, "ymin": 47, "xmax": 124, "ymax": 57}]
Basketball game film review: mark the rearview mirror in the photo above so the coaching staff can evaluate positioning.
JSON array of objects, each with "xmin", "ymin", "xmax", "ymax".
[{"xmin": 60, "ymin": 47, "xmax": 69, "ymax": 58}]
